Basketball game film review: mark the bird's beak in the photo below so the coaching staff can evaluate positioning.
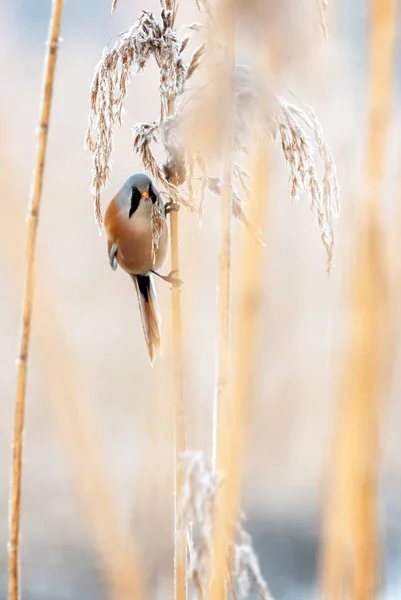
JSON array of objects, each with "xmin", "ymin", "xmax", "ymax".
[{"xmin": 141, "ymin": 191, "xmax": 149, "ymax": 200}]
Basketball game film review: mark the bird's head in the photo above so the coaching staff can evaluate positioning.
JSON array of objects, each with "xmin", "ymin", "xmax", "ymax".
[{"xmin": 118, "ymin": 173, "xmax": 158, "ymax": 218}]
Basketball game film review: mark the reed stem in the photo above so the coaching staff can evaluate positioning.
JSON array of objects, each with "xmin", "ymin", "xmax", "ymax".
[
  {"xmin": 212, "ymin": 0, "xmax": 237, "ymax": 468},
  {"xmin": 165, "ymin": 2, "xmax": 187, "ymax": 598},
  {"xmin": 170, "ymin": 200, "xmax": 187, "ymax": 600},
  {"xmin": 208, "ymin": 138, "xmax": 269, "ymax": 600},
  {"xmin": 208, "ymin": 4, "xmax": 238, "ymax": 599},
  {"xmin": 320, "ymin": 1, "xmax": 396, "ymax": 599},
  {"xmin": 9, "ymin": 2, "xmax": 63, "ymax": 598}
]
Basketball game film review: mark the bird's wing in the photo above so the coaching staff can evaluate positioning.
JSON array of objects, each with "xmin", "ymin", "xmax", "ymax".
[{"xmin": 108, "ymin": 241, "xmax": 118, "ymax": 271}]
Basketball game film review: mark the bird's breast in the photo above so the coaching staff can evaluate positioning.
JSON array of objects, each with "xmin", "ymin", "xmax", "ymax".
[{"xmin": 105, "ymin": 201, "xmax": 169, "ymax": 275}]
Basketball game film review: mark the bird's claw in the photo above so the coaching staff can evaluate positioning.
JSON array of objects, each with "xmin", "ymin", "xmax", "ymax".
[
  {"xmin": 153, "ymin": 269, "xmax": 182, "ymax": 288},
  {"xmin": 164, "ymin": 269, "xmax": 183, "ymax": 288},
  {"xmin": 165, "ymin": 201, "xmax": 180, "ymax": 216}
]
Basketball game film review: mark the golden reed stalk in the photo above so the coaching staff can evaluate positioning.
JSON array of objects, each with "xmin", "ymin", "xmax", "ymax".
[
  {"xmin": 9, "ymin": 2, "xmax": 63, "ymax": 598},
  {"xmin": 166, "ymin": 1, "xmax": 187, "ymax": 596},
  {"xmin": 170, "ymin": 199, "xmax": 188, "ymax": 600},
  {"xmin": 209, "ymin": 3, "xmax": 243, "ymax": 598},
  {"xmin": 208, "ymin": 133, "xmax": 269, "ymax": 600},
  {"xmin": 212, "ymin": 0, "xmax": 237, "ymax": 469},
  {"xmin": 320, "ymin": 2, "xmax": 397, "ymax": 599}
]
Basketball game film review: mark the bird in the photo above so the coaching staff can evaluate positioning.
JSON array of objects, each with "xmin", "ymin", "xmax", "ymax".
[{"xmin": 104, "ymin": 173, "xmax": 179, "ymax": 364}]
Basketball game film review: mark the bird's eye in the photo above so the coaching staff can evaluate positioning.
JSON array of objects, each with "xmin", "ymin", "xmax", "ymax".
[
  {"xmin": 149, "ymin": 184, "xmax": 157, "ymax": 204},
  {"xmin": 129, "ymin": 186, "xmax": 142, "ymax": 218}
]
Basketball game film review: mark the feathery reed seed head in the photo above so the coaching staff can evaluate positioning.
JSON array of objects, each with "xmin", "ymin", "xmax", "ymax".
[
  {"xmin": 180, "ymin": 452, "xmax": 274, "ymax": 600},
  {"xmin": 86, "ymin": 0, "xmax": 338, "ymax": 267}
]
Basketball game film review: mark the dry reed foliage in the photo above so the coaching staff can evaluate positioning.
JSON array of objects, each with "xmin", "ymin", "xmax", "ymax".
[
  {"xmin": 85, "ymin": 4, "xmax": 203, "ymax": 225},
  {"xmin": 180, "ymin": 452, "xmax": 273, "ymax": 600},
  {"xmin": 9, "ymin": 2, "xmax": 64, "ymax": 599},
  {"xmin": 182, "ymin": 65, "xmax": 339, "ymax": 272},
  {"xmin": 320, "ymin": 0, "xmax": 397, "ymax": 598},
  {"xmin": 86, "ymin": 0, "xmax": 338, "ymax": 272}
]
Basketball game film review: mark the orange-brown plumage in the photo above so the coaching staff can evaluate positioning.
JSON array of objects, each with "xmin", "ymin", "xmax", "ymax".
[
  {"xmin": 104, "ymin": 173, "xmax": 171, "ymax": 365},
  {"xmin": 104, "ymin": 192, "xmax": 169, "ymax": 275}
]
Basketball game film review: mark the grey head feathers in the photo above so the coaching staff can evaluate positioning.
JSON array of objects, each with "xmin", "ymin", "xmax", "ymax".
[
  {"xmin": 125, "ymin": 173, "xmax": 152, "ymax": 194},
  {"xmin": 116, "ymin": 173, "xmax": 159, "ymax": 218}
]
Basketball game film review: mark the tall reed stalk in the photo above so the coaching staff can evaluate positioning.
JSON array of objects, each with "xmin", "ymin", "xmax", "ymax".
[
  {"xmin": 9, "ymin": 2, "xmax": 63, "ymax": 598},
  {"xmin": 162, "ymin": 2, "xmax": 188, "ymax": 598},
  {"xmin": 208, "ymin": 88, "xmax": 270, "ymax": 600},
  {"xmin": 166, "ymin": 38, "xmax": 188, "ymax": 600},
  {"xmin": 320, "ymin": 1, "xmax": 396, "ymax": 599},
  {"xmin": 212, "ymin": 0, "xmax": 237, "ymax": 468},
  {"xmin": 209, "ymin": 4, "xmax": 238, "ymax": 598},
  {"xmin": 170, "ymin": 199, "xmax": 187, "ymax": 600}
]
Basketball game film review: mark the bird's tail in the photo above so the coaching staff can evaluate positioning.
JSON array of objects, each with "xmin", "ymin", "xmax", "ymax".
[{"xmin": 132, "ymin": 274, "xmax": 162, "ymax": 365}]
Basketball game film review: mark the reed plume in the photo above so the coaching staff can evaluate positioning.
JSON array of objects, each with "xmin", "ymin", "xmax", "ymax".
[
  {"xmin": 180, "ymin": 452, "xmax": 273, "ymax": 600},
  {"xmin": 9, "ymin": 2, "xmax": 64, "ymax": 599}
]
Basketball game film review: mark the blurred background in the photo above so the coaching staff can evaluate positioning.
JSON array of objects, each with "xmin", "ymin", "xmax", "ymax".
[{"xmin": 0, "ymin": 0, "xmax": 400, "ymax": 599}]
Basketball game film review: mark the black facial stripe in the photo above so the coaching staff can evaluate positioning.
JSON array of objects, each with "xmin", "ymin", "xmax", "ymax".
[
  {"xmin": 149, "ymin": 184, "xmax": 157, "ymax": 204},
  {"xmin": 129, "ymin": 186, "xmax": 142, "ymax": 218}
]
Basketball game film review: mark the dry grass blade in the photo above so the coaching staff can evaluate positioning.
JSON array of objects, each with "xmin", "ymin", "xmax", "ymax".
[
  {"xmin": 111, "ymin": 0, "xmax": 118, "ymax": 15},
  {"xmin": 8, "ymin": 2, "xmax": 64, "ymax": 598},
  {"xmin": 320, "ymin": 0, "xmax": 397, "ymax": 598},
  {"xmin": 186, "ymin": 42, "xmax": 206, "ymax": 80}
]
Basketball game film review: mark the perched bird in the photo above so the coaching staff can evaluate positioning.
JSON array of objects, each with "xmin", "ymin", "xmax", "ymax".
[{"xmin": 104, "ymin": 173, "xmax": 179, "ymax": 364}]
